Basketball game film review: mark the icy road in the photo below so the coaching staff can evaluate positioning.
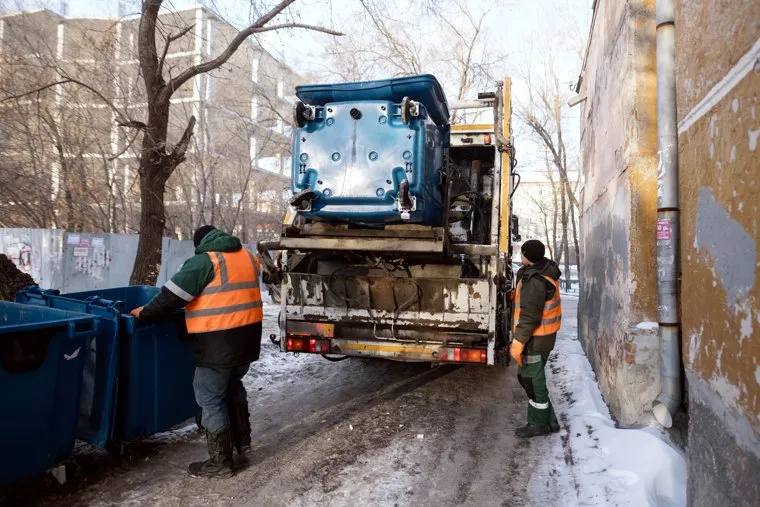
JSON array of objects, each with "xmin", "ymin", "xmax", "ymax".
[{"xmin": 3, "ymin": 297, "xmax": 685, "ymax": 506}]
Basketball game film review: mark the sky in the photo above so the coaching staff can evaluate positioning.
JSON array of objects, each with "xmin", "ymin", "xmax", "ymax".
[{"xmin": 10, "ymin": 0, "xmax": 592, "ymax": 174}]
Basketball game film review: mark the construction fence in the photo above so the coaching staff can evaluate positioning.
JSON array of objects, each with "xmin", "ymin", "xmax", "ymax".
[{"xmin": 0, "ymin": 228, "xmax": 195, "ymax": 293}]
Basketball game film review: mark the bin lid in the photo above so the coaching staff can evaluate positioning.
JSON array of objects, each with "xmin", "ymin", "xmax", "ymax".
[
  {"xmin": 296, "ymin": 74, "xmax": 450, "ymax": 127},
  {"xmin": 0, "ymin": 300, "xmax": 95, "ymax": 334}
]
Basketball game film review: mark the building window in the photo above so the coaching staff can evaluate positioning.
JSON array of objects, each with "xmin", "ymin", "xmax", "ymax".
[
  {"xmin": 249, "ymin": 136, "xmax": 257, "ymax": 166},
  {"xmin": 276, "ymin": 117, "xmax": 283, "ymax": 134},
  {"xmin": 251, "ymin": 56, "xmax": 259, "ymax": 82},
  {"xmin": 250, "ymin": 97, "xmax": 258, "ymax": 121},
  {"xmin": 276, "ymin": 80, "xmax": 284, "ymax": 98}
]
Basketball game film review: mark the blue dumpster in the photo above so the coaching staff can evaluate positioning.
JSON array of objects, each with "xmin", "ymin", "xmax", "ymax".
[
  {"xmin": 292, "ymin": 74, "xmax": 449, "ymax": 225},
  {"xmin": 0, "ymin": 302, "xmax": 96, "ymax": 485},
  {"xmin": 16, "ymin": 286, "xmax": 199, "ymax": 448}
]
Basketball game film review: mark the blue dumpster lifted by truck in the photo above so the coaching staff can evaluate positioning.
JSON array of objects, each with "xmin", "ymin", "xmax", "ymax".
[{"xmin": 262, "ymin": 75, "xmax": 519, "ymax": 365}]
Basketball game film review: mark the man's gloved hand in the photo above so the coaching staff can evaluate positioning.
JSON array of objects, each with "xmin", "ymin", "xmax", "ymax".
[
  {"xmin": 130, "ymin": 306, "xmax": 144, "ymax": 318},
  {"xmin": 510, "ymin": 340, "xmax": 525, "ymax": 366}
]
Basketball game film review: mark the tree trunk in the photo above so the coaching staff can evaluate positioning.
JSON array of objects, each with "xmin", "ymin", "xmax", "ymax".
[
  {"xmin": 542, "ymin": 212, "xmax": 553, "ymax": 260},
  {"xmin": 568, "ymin": 181, "xmax": 580, "ymax": 270},
  {"xmin": 559, "ymin": 178, "xmax": 571, "ymax": 289},
  {"xmin": 129, "ymin": 101, "xmax": 171, "ymax": 285}
]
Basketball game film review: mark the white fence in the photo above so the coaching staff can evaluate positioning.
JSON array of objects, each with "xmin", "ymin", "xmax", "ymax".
[{"xmin": 0, "ymin": 228, "xmax": 195, "ymax": 292}]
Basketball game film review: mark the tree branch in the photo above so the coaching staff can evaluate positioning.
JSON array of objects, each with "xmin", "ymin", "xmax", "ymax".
[
  {"xmin": 108, "ymin": 128, "xmax": 141, "ymax": 161},
  {"xmin": 158, "ymin": 23, "xmax": 195, "ymax": 78},
  {"xmin": 166, "ymin": 0, "xmax": 342, "ymax": 99},
  {"xmin": 250, "ymin": 23, "xmax": 343, "ymax": 35},
  {"xmin": 169, "ymin": 115, "xmax": 197, "ymax": 168},
  {"xmin": 2, "ymin": 78, "xmax": 131, "ymax": 125}
]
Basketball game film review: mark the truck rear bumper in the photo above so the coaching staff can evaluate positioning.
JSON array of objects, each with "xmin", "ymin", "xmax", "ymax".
[{"xmin": 284, "ymin": 335, "xmax": 489, "ymax": 364}]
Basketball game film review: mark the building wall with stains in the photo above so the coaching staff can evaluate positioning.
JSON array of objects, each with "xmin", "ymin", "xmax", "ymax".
[
  {"xmin": 577, "ymin": 0, "xmax": 660, "ymax": 426},
  {"xmin": 674, "ymin": 1, "xmax": 760, "ymax": 504}
]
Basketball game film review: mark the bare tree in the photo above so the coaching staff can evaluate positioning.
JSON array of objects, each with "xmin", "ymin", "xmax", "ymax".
[
  {"xmin": 517, "ymin": 58, "xmax": 580, "ymax": 273},
  {"xmin": 322, "ymin": 0, "xmax": 505, "ymax": 105},
  {"xmin": 127, "ymin": 0, "xmax": 340, "ymax": 284},
  {"xmin": 0, "ymin": 13, "xmax": 133, "ymax": 231}
]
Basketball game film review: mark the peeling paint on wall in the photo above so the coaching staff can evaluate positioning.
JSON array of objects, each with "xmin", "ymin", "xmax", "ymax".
[{"xmin": 695, "ymin": 187, "xmax": 756, "ymax": 309}]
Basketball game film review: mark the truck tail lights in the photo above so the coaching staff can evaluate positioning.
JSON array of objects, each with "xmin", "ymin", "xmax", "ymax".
[
  {"xmin": 285, "ymin": 336, "xmax": 331, "ymax": 353},
  {"xmin": 439, "ymin": 347, "xmax": 487, "ymax": 364}
]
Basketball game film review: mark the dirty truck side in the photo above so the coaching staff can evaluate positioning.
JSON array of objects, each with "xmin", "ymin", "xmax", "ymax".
[{"xmin": 262, "ymin": 75, "xmax": 518, "ymax": 366}]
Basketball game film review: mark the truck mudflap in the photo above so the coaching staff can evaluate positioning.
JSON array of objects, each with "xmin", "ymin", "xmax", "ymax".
[{"xmin": 284, "ymin": 335, "xmax": 488, "ymax": 364}]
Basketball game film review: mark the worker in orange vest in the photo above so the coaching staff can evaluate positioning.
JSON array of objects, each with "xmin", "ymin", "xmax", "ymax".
[
  {"xmin": 131, "ymin": 225, "xmax": 263, "ymax": 478},
  {"xmin": 510, "ymin": 239, "xmax": 562, "ymax": 438}
]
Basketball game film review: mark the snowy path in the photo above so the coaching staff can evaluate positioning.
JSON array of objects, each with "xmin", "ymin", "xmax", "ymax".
[{"xmin": 2, "ymin": 297, "xmax": 686, "ymax": 506}]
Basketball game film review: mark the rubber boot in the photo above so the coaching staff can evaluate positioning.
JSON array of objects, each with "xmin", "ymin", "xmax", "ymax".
[
  {"xmin": 188, "ymin": 427, "xmax": 234, "ymax": 478},
  {"xmin": 228, "ymin": 400, "xmax": 252, "ymax": 455},
  {"xmin": 515, "ymin": 424, "xmax": 552, "ymax": 438}
]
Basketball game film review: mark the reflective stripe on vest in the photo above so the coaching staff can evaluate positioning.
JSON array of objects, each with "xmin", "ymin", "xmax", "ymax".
[
  {"xmin": 185, "ymin": 249, "xmax": 263, "ymax": 333},
  {"xmin": 512, "ymin": 275, "xmax": 562, "ymax": 337}
]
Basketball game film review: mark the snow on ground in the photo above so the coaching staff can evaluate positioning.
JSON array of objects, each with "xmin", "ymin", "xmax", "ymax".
[
  {"xmin": 539, "ymin": 293, "xmax": 687, "ymax": 507},
  {"xmin": 19, "ymin": 292, "xmax": 689, "ymax": 506}
]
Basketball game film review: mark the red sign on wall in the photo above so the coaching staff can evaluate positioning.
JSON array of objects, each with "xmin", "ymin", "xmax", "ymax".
[{"xmin": 657, "ymin": 219, "xmax": 672, "ymax": 240}]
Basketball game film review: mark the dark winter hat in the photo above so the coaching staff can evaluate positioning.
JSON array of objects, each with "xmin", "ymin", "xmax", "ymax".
[
  {"xmin": 193, "ymin": 225, "xmax": 216, "ymax": 247},
  {"xmin": 521, "ymin": 239, "xmax": 545, "ymax": 263}
]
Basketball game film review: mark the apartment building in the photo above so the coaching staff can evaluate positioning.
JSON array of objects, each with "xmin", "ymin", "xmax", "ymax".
[{"xmin": 0, "ymin": 4, "xmax": 299, "ymax": 242}]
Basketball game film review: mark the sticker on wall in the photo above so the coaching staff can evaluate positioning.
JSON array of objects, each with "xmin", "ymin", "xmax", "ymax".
[
  {"xmin": 67, "ymin": 234, "xmax": 81, "ymax": 245},
  {"xmin": 73, "ymin": 247, "xmax": 89, "ymax": 257},
  {"xmin": 657, "ymin": 219, "xmax": 672, "ymax": 240}
]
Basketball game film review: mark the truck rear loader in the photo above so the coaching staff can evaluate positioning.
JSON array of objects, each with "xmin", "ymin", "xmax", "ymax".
[{"xmin": 261, "ymin": 75, "xmax": 520, "ymax": 366}]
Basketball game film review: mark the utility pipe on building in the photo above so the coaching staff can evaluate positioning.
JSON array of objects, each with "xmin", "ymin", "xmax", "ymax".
[{"xmin": 652, "ymin": 0, "xmax": 682, "ymax": 428}]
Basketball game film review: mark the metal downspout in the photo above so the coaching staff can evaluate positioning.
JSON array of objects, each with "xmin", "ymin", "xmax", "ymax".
[{"xmin": 653, "ymin": 0, "xmax": 682, "ymax": 428}]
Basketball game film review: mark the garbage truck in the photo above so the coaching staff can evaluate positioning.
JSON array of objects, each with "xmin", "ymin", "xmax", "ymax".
[{"xmin": 260, "ymin": 75, "xmax": 520, "ymax": 365}]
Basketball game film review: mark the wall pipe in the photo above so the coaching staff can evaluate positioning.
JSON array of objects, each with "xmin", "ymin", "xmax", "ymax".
[{"xmin": 653, "ymin": 0, "xmax": 682, "ymax": 428}]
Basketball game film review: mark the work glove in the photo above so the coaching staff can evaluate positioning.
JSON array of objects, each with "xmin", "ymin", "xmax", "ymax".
[{"xmin": 510, "ymin": 339, "xmax": 525, "ymax": 366}]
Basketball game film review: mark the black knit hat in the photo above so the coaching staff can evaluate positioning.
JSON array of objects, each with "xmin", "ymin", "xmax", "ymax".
[
  {"xmin": 193, "ymin": 225, "xmax": 216, "ymax": 247},
  {"xmin": 521, "ymin": 239, "xmax": 545, "ymax": 263}
]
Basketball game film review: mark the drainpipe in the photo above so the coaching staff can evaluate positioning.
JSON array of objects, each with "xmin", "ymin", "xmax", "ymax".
[{"xmin": 652, "ymin": 0, "xmax": 682, "ymax": 428}]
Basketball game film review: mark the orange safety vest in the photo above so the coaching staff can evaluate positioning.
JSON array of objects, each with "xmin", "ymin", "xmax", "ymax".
[
  {"xmin": 185, "ymin": 249, "xmax": 263, "ymax": 334},
  {"xmin": 513, "ymin": 275, "xmax": 562, "ymax": 336}
]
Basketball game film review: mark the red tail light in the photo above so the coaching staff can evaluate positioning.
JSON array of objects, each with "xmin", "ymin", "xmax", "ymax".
[
  {"xmin": 285, "ymin": 336, "xmax": 330, "ymax": 353},
  {"xmin": 440, "ymin": 347, "xmax": 487, "ymax": 364}
]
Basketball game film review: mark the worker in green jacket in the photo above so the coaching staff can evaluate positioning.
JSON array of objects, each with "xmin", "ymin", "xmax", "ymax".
[{"xmin": 510, "ymin": 239, "xmax": 562, "ymax": 438}]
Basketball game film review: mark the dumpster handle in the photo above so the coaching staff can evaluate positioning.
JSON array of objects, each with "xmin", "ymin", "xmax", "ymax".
[
  {"xmin": 15, "ymin": 285, "xmax": 59, "ymax": 303},
  {"xmin": 67, "ymin": 318, "xmax": 99, "ymax": 339},
  {"xmin": 84, "ymin": 296, "xmax": 125, "ymax": 311}
]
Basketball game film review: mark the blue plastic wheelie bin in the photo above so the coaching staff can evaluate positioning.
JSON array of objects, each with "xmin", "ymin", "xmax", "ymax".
[
  {"xmin": 0, "ymin": 301, "xmax": 96, "ymax": 486},
  {"xmin": 16, "ymin": 286, "xmax": 199, "ymax": 449}
]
